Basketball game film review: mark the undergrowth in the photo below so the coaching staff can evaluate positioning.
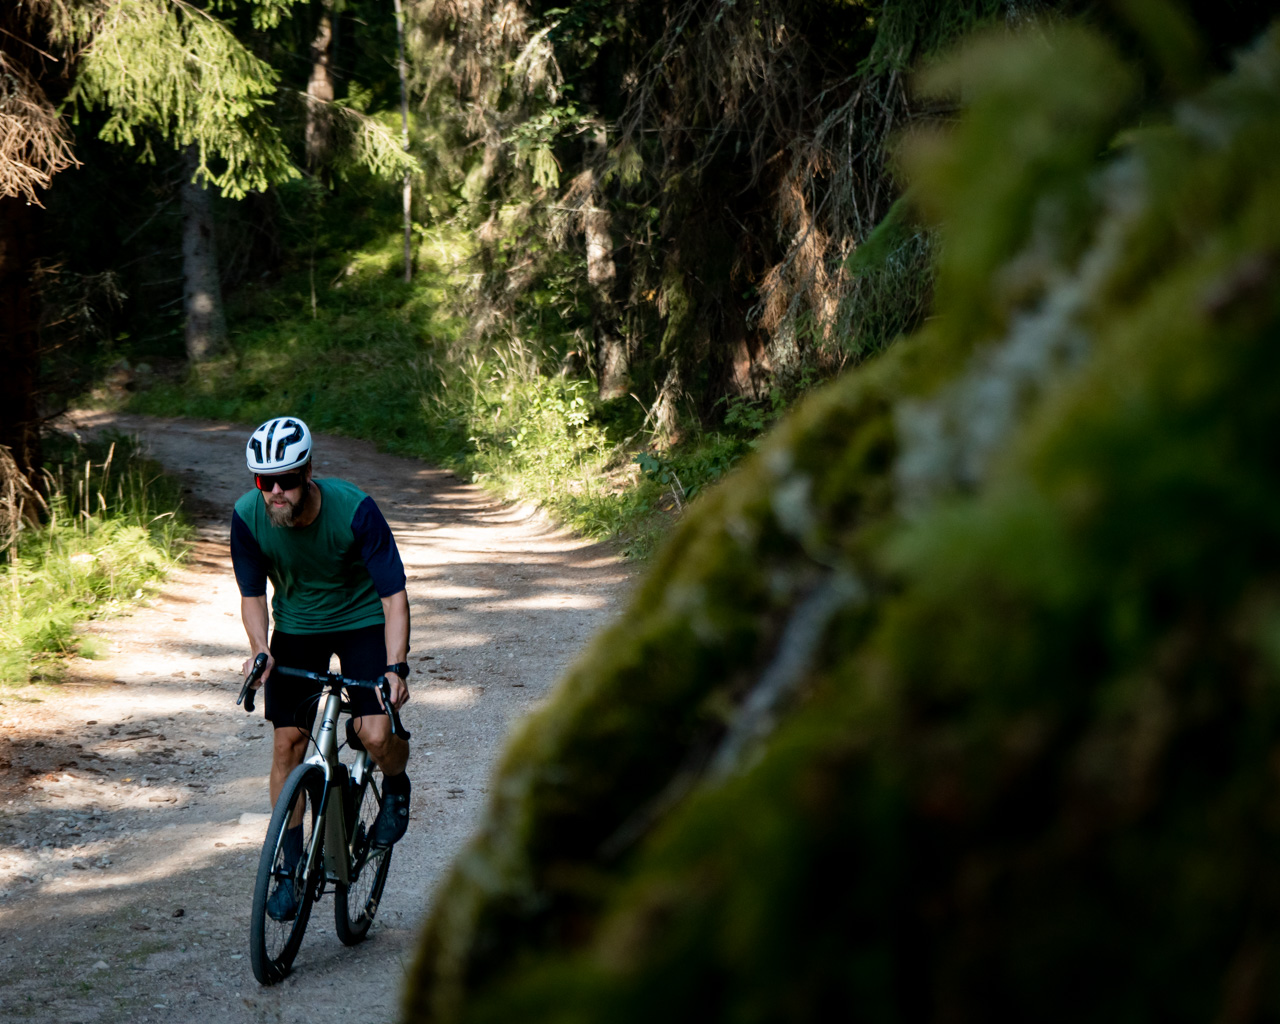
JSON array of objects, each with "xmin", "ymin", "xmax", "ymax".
[
  {"xmin": 0, "ymin": 433, "xmax": 191, "ymax": 684},
  {"xmin": 124, "ymin": 221, "xmax": 806, "ymax": 558}
]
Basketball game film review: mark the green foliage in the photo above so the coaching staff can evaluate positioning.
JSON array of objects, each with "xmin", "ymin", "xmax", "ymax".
[
  {"xmin": 61, "ymin": 0, "xmax": 305, "ymax": 196},
  {"xmin": 405, "ymin": 15, "xmax": 1280, "ymax": 1022},
  {"xmin": 863, "ymin": 0, "xmax": 1009, "ymax": 72},
  {"xmin": 635, "ymin": 433, "xmax": 750, "ymax": 503},
  {"xmin": 413, "ymin": 0, "xmax": 1009, "ymax": 434},
  {"xmin": 209, "ymin": 0, "xmax": 300, "ymax": 31},
  {"xmin": 428, "ymin": 352, "xmax": 625, "ymax": 525},
  {"xmin": 119, "ymin": 210, "xmax": 626, "ymax": 516},
  {"xmin": 27, "ymin": 0, "xmax": 415, "ymax": 210},
  {"xmin": 128, "ymin": 224, "xmax": 465, "ymax": 450},
  {"xmin": 0, "ymin": 433, "xmax": 190, "ymax": 684},
  {"xmin": 720, "ymin": 388, "xmax": 788, "ymax": 435},
  {"xmin": 633, "ymin": 374, "xmax": 828, "ymax": 501},
  {"xmin": 506, "ymin": 98, "xmax": 590, "ymax": 191},
  {"xmin": 333, "ymin": 106, "xmax": 420, "ymax": 182},
  {"xmin": 118, "ymin": 180, "xmax": 792, "ymax": 556}
]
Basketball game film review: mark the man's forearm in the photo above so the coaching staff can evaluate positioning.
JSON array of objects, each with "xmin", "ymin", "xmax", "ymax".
[
  {"xmin": 242, "ymin": 595, "xmax": 271, "ymax": 655},
  {"xmin": 381, "ymin": 590, "xmax": 410, "ymax": 664}
]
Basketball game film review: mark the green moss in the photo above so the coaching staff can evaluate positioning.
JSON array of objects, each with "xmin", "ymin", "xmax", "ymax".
[{"xmin": 406, "ymin": 17, "xmax": 1280, "ymax": 1024}]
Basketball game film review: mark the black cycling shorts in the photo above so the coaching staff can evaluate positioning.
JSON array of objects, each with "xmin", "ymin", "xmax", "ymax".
[{"xmin": 266, "ymin": 623, "xmax": 387, "ymax": 730}]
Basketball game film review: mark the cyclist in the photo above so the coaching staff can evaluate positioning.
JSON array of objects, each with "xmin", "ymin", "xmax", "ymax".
[{"xmin": 231, "ymin": 416, "xmax": 413, "ymax": 921}]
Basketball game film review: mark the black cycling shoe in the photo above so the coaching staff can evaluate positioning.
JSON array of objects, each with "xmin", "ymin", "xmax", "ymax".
[
  {"xmin": 371, "ymin": 790, "xmax": 410, "ymax": 847},
  {"xmin": 267, "ymin": 882, "xmax": 299, "ymax": 921},
  {"xmin": 268, "ymin": 825, "xmax": 304, "ymax": 919}
]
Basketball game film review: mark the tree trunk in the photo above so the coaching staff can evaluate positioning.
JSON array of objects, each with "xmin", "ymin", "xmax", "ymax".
[
  {"xmin": 0, "ymin": 196, "xmax": 45, "ymax": 483},
  {"xmin": 721, "ymin": 322, "xmax": 771, "ymax": 400},
  {"xmin": 650, "ymin": 364, "xmax": 683, "ymax": 445},
  {"xmin": 585, "ymin": 130, "xmax": 628, "ymax": 399},
  {"xmin": 304, "ymin": 2, "xmax": 336, "ymax": 171},
  {"xmin": 393, "ymin": 0, "xmax": 412, "ymax": 282},
  {"xmin": 181, "ymin": 147, "xmax": 228, "ymax": 363}
]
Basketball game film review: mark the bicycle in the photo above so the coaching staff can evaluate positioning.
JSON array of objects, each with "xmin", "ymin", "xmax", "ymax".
[{"xmin": 236, "ymin": 653, "xmax": 412, "ymax": 985}]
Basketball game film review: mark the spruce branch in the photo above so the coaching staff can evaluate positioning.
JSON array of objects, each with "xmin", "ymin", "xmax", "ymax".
[{"xmin": 0, "ymin": 51, "xmax": 79, "ymax": 203}]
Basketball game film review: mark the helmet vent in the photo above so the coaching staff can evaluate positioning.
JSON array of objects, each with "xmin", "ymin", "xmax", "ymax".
[{"xmin": 274, "ymin": 421, "xmax": 303, "ymax": 461}]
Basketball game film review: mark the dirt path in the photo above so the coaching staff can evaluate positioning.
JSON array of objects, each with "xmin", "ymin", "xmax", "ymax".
[{"xmin": 0, "ymin": 413, "xmax": 629, "ymax": 1023}]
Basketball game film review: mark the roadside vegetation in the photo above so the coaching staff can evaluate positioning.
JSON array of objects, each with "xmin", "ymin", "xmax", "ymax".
[
  {"xmin": 22, "ymin": 0, "xmax": 1005, "ymax": 558},
  {"xmin": 118, "ymin": 183, "xmax": 784, "ymax": 557},
  {"xmin": 89, "ymin": 0, "xmax": 1260, "ymax": 559},
  {"xmin": 0, "ymin": 434, "xmax": 190, "ymax": 684}
]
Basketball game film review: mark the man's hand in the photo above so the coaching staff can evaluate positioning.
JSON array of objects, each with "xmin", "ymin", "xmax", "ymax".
[
  {"xmin": 241, "ymin": 652, "xmax": 275, "ymax": 688},
  {"xmin": 382, "ymin": 672, "xmax": 409, "ymax": 710}
]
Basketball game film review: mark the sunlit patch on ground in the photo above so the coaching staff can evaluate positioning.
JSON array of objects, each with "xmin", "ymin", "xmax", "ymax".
[
  {"xmin": 415, "ymin": 686, "xmax": 479, "ymax": 709},
  {"xmin": 0, "ymin": 412, "xmax": 628, "ymax": 1023}
]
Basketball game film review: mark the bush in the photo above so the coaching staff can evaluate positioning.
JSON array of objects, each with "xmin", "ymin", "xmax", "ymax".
[
  {"xmin": 0, "ymin": 433, "xmax": 190, "ymax": 683},
  {"xmin": 126, "ymin": 218, "xmax": 778, "ymax": 555}
]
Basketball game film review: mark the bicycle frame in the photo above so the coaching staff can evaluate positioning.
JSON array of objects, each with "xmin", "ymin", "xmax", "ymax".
[
  {"xmin": 301, "ymin": 687, "xmax": 371, "ymax": 887},
  {"xmin": 241, "ymin": 658, "xmax": 409, "ymax": 891}
]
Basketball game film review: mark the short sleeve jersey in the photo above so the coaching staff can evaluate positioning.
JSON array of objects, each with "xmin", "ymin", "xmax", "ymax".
[{"xmin": 230, "ymin": 478, "xmax": 407, "ymax": 634}]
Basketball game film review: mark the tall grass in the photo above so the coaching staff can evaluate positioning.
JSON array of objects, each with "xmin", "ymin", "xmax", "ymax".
[
  {"xmin": 0, "ymin": 433, "xmax": 190, "ymax": 683},
  {"xmin": 126, "ymin": 229, "xmax": 655, "ymax": 541},
  {"xmin": 123, "ymin": 224, "xmax": 787, "ymax": 558},
  {"xmin": 417, "ymin": 335, "xmax": 645, "ymax": 533}
]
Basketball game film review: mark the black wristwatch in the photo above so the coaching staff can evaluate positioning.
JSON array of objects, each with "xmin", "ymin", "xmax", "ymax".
[{"xmin": 385, "ymin": 662, "xmax": 411, "ymax": 680}]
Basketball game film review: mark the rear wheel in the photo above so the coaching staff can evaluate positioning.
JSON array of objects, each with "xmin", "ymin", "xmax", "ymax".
[
  {"xmin": 334, "ymin": 768, "xmax": 393, "ymax": 945},
  {"xmin": 250, "ymin": 765, "xmax": 325, "ymax": 984}
]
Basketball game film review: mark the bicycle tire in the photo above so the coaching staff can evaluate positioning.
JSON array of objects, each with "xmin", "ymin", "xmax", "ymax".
[
  {"xmin": 250, "ymin": 764, "xmax": 326, "ymax": 984},
  {"xmin": 334, "ymin": 769, "xmax": 394, "ymax": 945}
]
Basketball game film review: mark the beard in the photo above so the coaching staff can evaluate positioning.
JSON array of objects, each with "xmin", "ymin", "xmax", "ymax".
[{"xmin": 265, "ymin": 482, "xmax": 310, "ymax": 526}]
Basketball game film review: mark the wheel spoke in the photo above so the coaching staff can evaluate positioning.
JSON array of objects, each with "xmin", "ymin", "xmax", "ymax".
[
  {"xmin": 334, "ymin": 771, "xmax": 394, "ymax": 946},
  {"xmin": 250, "ymin": 766, "xmax": 325, "ymax": 984}
]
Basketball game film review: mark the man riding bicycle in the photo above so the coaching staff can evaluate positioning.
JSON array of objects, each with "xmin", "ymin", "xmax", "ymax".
[{"xmin": 231, "ymin": 416, "xmax": 413, "ymax": 921}]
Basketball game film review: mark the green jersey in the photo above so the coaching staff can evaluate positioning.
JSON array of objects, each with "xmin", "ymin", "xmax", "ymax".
[{"xmin": 230, "ymin": 478, "xmax": 406, "ymax": 634}]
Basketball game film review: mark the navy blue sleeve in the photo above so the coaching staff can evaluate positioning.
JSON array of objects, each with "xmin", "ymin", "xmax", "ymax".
[
  {"xmin": 230, "ymin": 509, "xmax": 269, "ymax": 597},
  {"xmin": 351, "ymin": 496, "xmax": 407, "ymax": 597}
]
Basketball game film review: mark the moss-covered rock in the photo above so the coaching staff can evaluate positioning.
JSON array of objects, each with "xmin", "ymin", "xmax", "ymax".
[{"xmin": 406, "ymin": 17, "xmax": 1280, "ymax": 1022}]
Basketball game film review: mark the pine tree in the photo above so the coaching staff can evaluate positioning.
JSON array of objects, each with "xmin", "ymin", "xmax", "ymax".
[{"xmin": 0, "ymin": 0, "xmax": 305, "ymax": 480}]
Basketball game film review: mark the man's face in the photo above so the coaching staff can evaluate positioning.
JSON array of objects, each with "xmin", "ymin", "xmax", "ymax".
[{"xmin": 257, "ymin": 467, "xmax": 311, "ymax": 526}]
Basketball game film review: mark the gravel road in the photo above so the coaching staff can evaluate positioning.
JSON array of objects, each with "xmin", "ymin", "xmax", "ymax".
[{"xmin": 0, "ymin": 412, "xmax": 628, "ymax": 1023}]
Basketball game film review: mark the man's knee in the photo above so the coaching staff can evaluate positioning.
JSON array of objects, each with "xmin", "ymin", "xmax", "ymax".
[
  {"xmin": 352, "ymin": 716, "xmax": 410, "ymax": 768},
  {"xmin": 272, "ymin": 725, "xmax": 309, "ymax": 765},
  {"xmin": 351, "ymin": 714, "xmax": 392, "ymax": 757}
]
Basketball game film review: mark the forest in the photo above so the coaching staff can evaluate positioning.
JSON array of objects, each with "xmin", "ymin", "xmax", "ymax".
[{"xmin": 4, "ymin": 0, "xmax": 1280, "ymax": 1018}]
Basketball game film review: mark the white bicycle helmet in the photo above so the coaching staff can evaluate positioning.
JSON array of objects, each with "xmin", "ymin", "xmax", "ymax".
[{"xmin": 246, "ymin": 416, "xmax": 313, "ymax": 473}]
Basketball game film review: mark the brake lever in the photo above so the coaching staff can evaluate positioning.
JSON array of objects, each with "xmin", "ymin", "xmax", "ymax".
[
  {"xmin": 238, "ymin": 653, "xmax": 268, "ymax": 714},
  {"xmin": 378, "ymin": 677, "xmax": 412, "ymax": 741}
]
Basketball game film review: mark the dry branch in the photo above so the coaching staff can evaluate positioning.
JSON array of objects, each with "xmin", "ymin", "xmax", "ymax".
[
  {"xmin": 0, "ymin": 50, "xmax": 78, "ymax": 203},
  {"xmin": 0, "ymin": 444, "xmax": 47, "ymax": 556}
]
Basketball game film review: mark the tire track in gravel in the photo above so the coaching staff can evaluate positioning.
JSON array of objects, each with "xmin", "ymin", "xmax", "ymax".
[{"xmin": 0, "ymin": 412, "xmax": 630, "ymax": 1024}]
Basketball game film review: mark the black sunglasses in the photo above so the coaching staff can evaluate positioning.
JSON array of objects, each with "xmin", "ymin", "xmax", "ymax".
[{"xmin": 255, "ymin": 469, "xmax": 306, "ymax": 492}]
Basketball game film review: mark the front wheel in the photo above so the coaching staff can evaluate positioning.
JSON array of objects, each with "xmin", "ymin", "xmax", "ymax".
[
  {"xmin": 250, "ymin": 764, "xmax": 325, "ymax": 984},
  {"xmin": 334, "ymin": 769, "xmax": 394, "ymax": 945}
]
